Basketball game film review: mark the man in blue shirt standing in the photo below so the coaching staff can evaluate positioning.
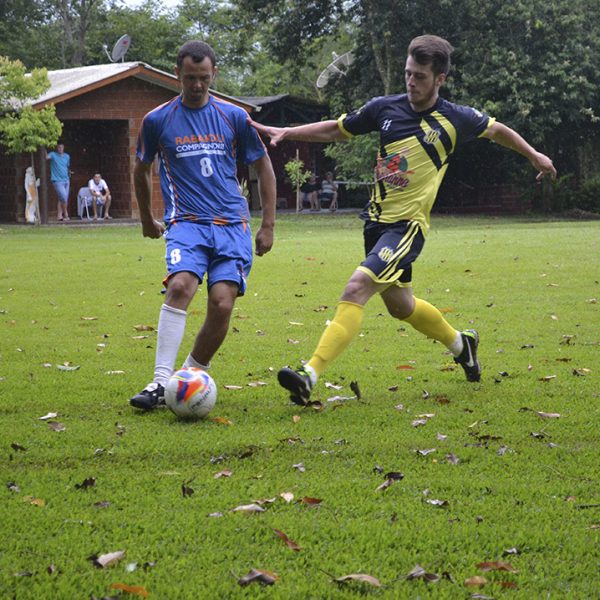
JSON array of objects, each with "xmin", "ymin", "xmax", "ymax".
[
  {"xmin": 46, "ymin": 142, "xmax": 71, "ymax": 221},
  {"xmin": 130, "ymin": 40, "xmax": 276, "ymax": 410}
]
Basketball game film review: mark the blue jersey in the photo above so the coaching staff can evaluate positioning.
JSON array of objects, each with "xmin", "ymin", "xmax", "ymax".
[
  {"xmin": 338, "ymin": 94, "xmax": 494, "ymax": 233},
  {"xmin": 48, "ymin": 152, "xmax": 70, "ymax": 182},
  {"xmin": 137, "ymin": 95, "xmax": 266, "ymax": 224}
]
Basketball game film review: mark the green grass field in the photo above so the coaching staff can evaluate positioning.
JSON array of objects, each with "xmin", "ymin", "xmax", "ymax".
[{"xmin": 0, "ymin": 215, "xmax": 598, "ymax": 599}]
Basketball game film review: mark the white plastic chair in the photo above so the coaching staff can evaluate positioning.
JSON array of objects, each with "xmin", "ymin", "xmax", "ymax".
[
  {"xmin": 77, "ymin": 187, "xmax": 93, "ymax": 219},
  {"xmin": 77, "ymin": 187, "xmax": 103, "ymax": 219}
]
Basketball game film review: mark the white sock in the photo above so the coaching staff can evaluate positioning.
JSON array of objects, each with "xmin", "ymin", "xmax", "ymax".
[
  {"xmin": 182, "ymin": 353, "xmax": 210, "ymax": 370},
  {"xmin": 448, "ymin": 331, "xmax": 464, "ymax": 357},
  {"xmin": 303, "ymin": 364, "xmax": 318, "ymax": 386},
  {"xmin": 154, "ymin": 304, "xmax": 187, "ymax": 386}
]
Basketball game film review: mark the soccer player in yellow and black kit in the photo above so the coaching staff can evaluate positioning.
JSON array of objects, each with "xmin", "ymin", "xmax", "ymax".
[{"xmin": 252, "ymin": 35, "xmax": 556, "ymax": 405}]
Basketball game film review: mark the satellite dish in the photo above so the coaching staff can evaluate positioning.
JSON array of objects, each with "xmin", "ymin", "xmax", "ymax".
[
  {"xmin": 103, "ymin": 34, "xmax": 131, "ymax": 63},
  {"xmin": 316, "ymin": 51, "xmax": 354, "ymax": 89}
]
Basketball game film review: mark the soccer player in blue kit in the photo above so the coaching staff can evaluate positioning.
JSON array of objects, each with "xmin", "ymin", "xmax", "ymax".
[
  {"xmin": 252, "ymin": 35, "xmax": 556, "ymax": 406},
  {"xmin": 130, "ymin": 41, "xmax": 276, "ymax": 410}
]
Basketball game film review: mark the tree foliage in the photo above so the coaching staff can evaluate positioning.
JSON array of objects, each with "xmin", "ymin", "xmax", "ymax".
[
  {"xmin": 1, "ymin": 0, "xmax": 599, "ymax": 203},
  {"xmin": 0, "ymin": 57, "xmax": 62, "ymax": 154}
]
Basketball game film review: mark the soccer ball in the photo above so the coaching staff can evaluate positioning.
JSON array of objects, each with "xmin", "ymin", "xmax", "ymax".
[{"xmin": 165, "ymin": 368, "xmax": 217, "ymax": 419}]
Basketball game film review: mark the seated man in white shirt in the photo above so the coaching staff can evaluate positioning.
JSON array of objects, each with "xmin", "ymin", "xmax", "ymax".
[{"xmin": 88, "ymin": 173, "xmax": 112, "ymax": 219}]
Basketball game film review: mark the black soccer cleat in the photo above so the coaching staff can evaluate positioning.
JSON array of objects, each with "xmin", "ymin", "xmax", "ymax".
[
  {"xmin": 129, "ymin": 382, "xmax": 165, "ymax": 410},
  {"xmin": 278, "ymin": 366, "xmax": 314, "ymax": 406},
  {"xmin": 454, "ymin": 329, "xmax": 481, "ymax": 382}
]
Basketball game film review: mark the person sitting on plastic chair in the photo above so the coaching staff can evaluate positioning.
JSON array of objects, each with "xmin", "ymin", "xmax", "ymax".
[{"xmin": 88, "ymin": 173, "xmax": 112, "ymax": 219}]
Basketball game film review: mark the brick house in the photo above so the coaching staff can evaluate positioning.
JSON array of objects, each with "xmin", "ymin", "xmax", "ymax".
[{"xmin": 0, "ymin": 64, "xmax": 331, "ymax": 223}]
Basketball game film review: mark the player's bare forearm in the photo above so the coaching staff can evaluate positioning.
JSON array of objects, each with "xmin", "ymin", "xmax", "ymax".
[
  {"xmin": 133, "ymin": 158, "xmax": 164, "ymax": 238},
  {"xmin": 484, "ymin": 121, "xmax": 557, "ymax": 181},
  {"xmin": 250, "ymin": 119, "xmax": 346, "ymax": 147},
  {"xmin": 253, "ymin": 154, "xmax": 276, "ymax": 256}
]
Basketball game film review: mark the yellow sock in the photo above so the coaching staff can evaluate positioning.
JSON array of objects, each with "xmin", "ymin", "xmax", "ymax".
[
  {"xmin": 402, "ymin": 297, "xmax": 458, "ymax": 347},
  {"xmin": 307, "ymin": 301, "xmax": 364, "ymax": 376}
]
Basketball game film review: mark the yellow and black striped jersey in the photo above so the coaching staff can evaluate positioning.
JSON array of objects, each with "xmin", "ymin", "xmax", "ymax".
[{"xmin": 338, "ymin": 94, "xmax": 495, "ymax": 234}]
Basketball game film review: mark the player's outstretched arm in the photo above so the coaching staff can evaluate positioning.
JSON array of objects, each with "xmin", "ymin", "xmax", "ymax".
[
  {"xmin": 253, "ymin": 154, "xmax": 276, "ymax": 257},
  {"xmin": 133, "ymin": 158, "xmax": 165, "ymax": 239},
  {"xmin": 249, "ymin": 119, "xmax": 347, "ymax": 147},
  {"xmin": 483, "ymin": 121, "xmax": 557, "ymax": 181}
]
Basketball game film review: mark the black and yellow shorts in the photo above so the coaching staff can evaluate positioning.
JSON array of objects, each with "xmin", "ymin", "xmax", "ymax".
[{"xmin": 358, "ymin": 220, "xmax": 424, "ymax": 288}]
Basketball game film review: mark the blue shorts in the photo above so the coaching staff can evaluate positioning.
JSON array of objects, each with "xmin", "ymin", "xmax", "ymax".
[
  {"xmin": 52, "ymin": 181, "xmax": 70, "ymax": 204},
  {"xmin": 163, "ymin": 221, "xmax": 253, "ymax": 295},
  {"xmin": 358, "ymin": 220, "xmax": 425, "ymax": 288}
]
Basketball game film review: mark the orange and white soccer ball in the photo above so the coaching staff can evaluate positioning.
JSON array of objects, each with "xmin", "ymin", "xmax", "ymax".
[{"xmin": 165, "ymin": 368, "xmax": 217, "ymax": 419}]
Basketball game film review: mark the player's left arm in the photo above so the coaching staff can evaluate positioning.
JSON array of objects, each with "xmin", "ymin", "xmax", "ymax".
[
  {"xmin": 252, "ymin": 153, "xmax": 276, "ymax": 256},
  {"xmin": 482, "ymin": 121, "xmax": 557, "ymax": 181}
]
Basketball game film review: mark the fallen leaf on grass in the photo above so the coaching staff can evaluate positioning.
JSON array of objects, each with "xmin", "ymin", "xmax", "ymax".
[
  {"xmin": 292, "ymin": 462, "xmax": 305, "ymax": 472},
  {"xmin": 232, "ymin": 503, "xmax": 266, "ymax": 513},
  {"xmin": 292, "ymin": 415, "xmax": 301, "ymax": 423},
  {"xmin": 247, "ymin": 381, "xmax": 267, "ymax": 387},
  {"xmin": 210, "ymin": 417, "xmax": 233, "ymax": 425},
  {"xmin": 92, "ymin": 550, "xmax": 126, "ymax": 568},
  {"xmin": 306, "ymin": 400, "xmax": 324, "ymax": 410},
  {"xmin": 23, "ymin": 496, "xmax": 45, "ymax": 507},
  {"xmin": 335, "ymin": 573, "xmax": 381, "ymax": 587},
  {"xmin": 47, "ymin": 422, "xmax": 66, "ymax": 432},
  {"xmin": 397, "ymin": 364, "xmax": 415, "ymax": 370},
  {"xmin": 536, "ymin": 411, "xmax": 561, "ymax": 419},
  {"xmin": 238, "ymin": 568, "xmax": 278, "ymax": 587},
  {"xmin": 213, "ymin": 470, "xmax": 232, "ymax": 479},
  {"xmin": 412, "ymin": 419, "xmax": 428, "ymax": 427},
  {"xmin": 223, "ymin": 385, "xmax": 243, "ymax": 390},
  {"xmin": 254, "ymin": 497, "xmax": 277, "ymax": 506},
  {"xmin": 416, "ymin": 448, "xmax": 436, "ymax": 456},
  {"xmin": 350, "ymin": 380, "xmax": 361, "ymax": 400},
  {"xmin": 105, "ymin": 370, "xmax": 125, "ymax": 375},
  {"xmin": 11, "ymin": 443, "xmax": 27, "ymax": 452},
  {"xmin": 109, "ymin": 583, "xmax": 149, "ymax": 598},
  {"xmin": 325, "ymin": 382, "xmax": 343, "ymax": 390},
  {"xmin": 57, "ymin": 364, "xmax": 80, "ymax": 371},
  {"xmin": 133, "ymin": 325, "xmax": 154, "ymax": 331},
  {"xmin": 38, "ymin": 412, "xmax": 58, "ymax": 421},
  {"xmin": 75, "ymin": 477, "xmax": 96, "ymax": 490},
  {"xmin": 181, "ymin": 482, "xmax": 194, "ymax": 497},
  {"xmin": 539, "ymin": 375, "xmax": 556, "ymax": 382},
  {"xmin": 573, "ymin": 368, "xmax": 591, "ymax": 376},
  {"xmin": 445, "ymin": 453, "xmax": 460, "ymax": 465},
  {"xmin": 280, "ymin": 492, "xmax": 294, "ymax": 503},
  {"xmin": 299, "ymin": 496, "xmax": 322, "ymax": 505},
  {"xmin": 477, "ymin": 561, "xmax": 518, "ymax": 573},
  {"xmin": 327, "ymin": 394, "xmax": 356, "ymax": 403},
  {"xmin": 425, "ymin": 499, "xmax": 449, "ymax": 507},
  {"xmin": 499, "ymin": 581, "xmax": 519, "ymax": 589},
  {"xmin": 464, "ymin": 575, "xmax": 487, "ymax": 587},
  {"xmin": 406, "ymin": 564, "xmax": 440, "ymax": 582},
  {"xmin": 376, "ymin": 471, "xmax": 404, "ymax": 491},
  {"xmin": 273, "ymin": 529, "xmax": 301, "ymax": 551},
  {"xmin": 503, "ymin": 547, "xmax": 520, "ymax": 556}
]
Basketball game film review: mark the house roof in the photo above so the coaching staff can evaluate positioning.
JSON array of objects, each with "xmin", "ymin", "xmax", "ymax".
[
  {"xmin": 237, "ymin": 94, "xmax": 329, "ymax": 126},
  {"xmin": 237, "ymin": 94, "xmax": 325, "ymax": 108},
  {"xmin": 32, "ymin": 62, "xmax": 258, "ymax": 112}
]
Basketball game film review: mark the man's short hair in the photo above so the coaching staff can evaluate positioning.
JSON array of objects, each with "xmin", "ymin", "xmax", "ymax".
[
  {"xmin": 177, "ymin": 41, "xmax": 216, "ymax": 68},
  {"xmin": 408, "ymin": 35, "xmax": 454, "ymax": 76}
]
